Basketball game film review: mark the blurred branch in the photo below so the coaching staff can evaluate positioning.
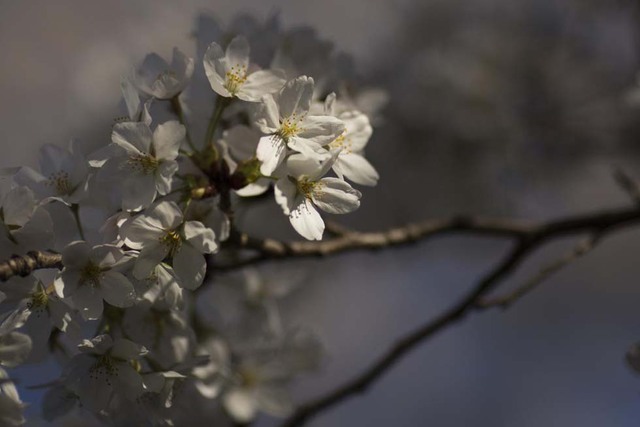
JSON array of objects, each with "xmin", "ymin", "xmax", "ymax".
[
  {"xmin": 0, "ymin": 251, "xmax": 62, "ymax": 282},
  {"xmin": 278, "ymin": 207, "xmax": 640, "ymax": 427},
  {"xmin": 217, "ymin": 206, "xmax": 640, "ymax": 270},
  {"xmin": 613, "ymin": 168, "xmax": 640, "ymax": 205},
  {"xmin": 476, "ymin": 233, "xmax": 601, "ymax": 309}
]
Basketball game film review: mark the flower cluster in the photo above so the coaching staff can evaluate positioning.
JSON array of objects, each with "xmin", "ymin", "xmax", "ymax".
[{"xmin": 0, "ymin": 12, "xmax": 384, "ymax": 426}]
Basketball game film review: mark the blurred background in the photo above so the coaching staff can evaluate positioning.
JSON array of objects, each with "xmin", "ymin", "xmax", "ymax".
[{"xmin": 3, "ymin": 0, "xmax": 640, "ymax": 425}]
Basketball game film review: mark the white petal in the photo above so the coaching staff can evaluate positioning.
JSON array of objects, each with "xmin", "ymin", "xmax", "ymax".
[
  {"xmin": 287, "ymin": 136, "xmax": 324, "ymax": 159},
  {"xmin": 238, "ymin": 69, "xmax": 286, "ymax": 102},
  {"xmin": 274, "ymin": 177, "xmax": 297, "ymax": 215},
  {"xmin": 133, "ymin": 243, "xmax": 169, "ymax": 280},
  {"xmin": 2, "ymin": 186, "xmax": 36, "ymax": 227},
  {"xmin": 299, "ymin": 115, "xmax": 345, "ymax": 146},
  {"xmin": 153, "ymin": 121, "xmax": 185, "ymax": 160},
  {"xmin": 289, "ymin": 197, "xmax": 324, "ymax": 240},
  {"xmin": 121, "ymin": 215, "xmax": 165, "ymax": 249},
  {"xmin": 89, "ymin": 244, "xmax": 123, "ymax": 269},
  {"xmin": 340, "ymin": 111, "xmax": 372, "ymax": 151},
  {"xmin": 225, "ymin": 36, "xmax": 250, "ymax": 70},
  {"xmin": 121, "ymin": 175, "xmax": 157, "ymax": 211},
  {"xmin": 114, "ymin": 362, "xmax": 146, "ymax": 400},
  {"xmin": 155, "ymin": 160, "xmax": 179, "ymax": 195},
  {"xmin": 112, "ymin": 122, "xmax": 153, "ymax": 154},
  {"xmin": 100, "ymin": 271, "xmax": 136, "ymax": 308},
  {"xmin": 257, "ymin": 135, "xmax": 287, "ymax": 176},
  {"xmin": 62, "ymin": 241, "xmax": 91, "ymax": 270},
  {"xmin": 0, "ymin": 332, "xmax": 32, "ymax": 367},
  {"xmin": 173, "ymin": 244, "xmax": 206, "ymax": 290},
  {"xmin": 111, "ymin": 338, "xmax": 147, "ymax": 360},
  {"xmin": 171, "ymin": 47, "xmax": 194, "ymax": 82},
  {"xmin": 235, "ymin": 178, "xmax": 270, "ymax": 197},
  {"xmin": 312, "ymin": 177, "xmax": 361, "ymax": 214},
  {"xmin": 183, "ymin": 221, "xmax": 217, "ymax": 254},
  {"xmin": 121, "ymin": 74, "xmax": 141, "ymax": 121},
  {"xmin": 150, "ymin": 201, "xmax": 184, "ymax": 229},
  {"xmin": 334, "ymin": 153, "xmax": 379, "ymax": 186},
  {"xmin": 278, "ymin": 76, "xmax": 314, "ymax": 118},
  {"xmin": 223, "ymin": 388, "xmax": 257, "ymax": 423},
  {"xmin": 253, "ymin": 94, "xmax": 280, "ymax": 133},
  {"xmin": 204, "ymin": 42, "xmax": 231, "ymax": 97},
  {"xmin": 71, "ymin": 285, "xmax": 104, "ymax": 320}
]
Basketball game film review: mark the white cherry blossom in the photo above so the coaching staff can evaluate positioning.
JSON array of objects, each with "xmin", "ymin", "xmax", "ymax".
[
  {"xmin": 54, "ymin": 241, "xmax": 136, "ymax": 320},
  {"xmin": 101, "ymin": 120, "xmax": 185, "ymax": 211},
  {"xmin": 323, "ymin": 93, "xmax": 379, "ymax": 186},
  {"xmin": 204, "ymin": 35, "xmax": 285, "ymax": 102},
  {"xmin": 14, "ymin": 143, "xmax": 89, "ymax": 205},
  {"xmin": 134, "ymin": 48, "xmax": 194, "ymax": 100},
  {"xmin": 63, "ymin": 334, "xmax": 147, "ymax": 413},
  {"xmin": 253, "ymin": 76, "xmax": 345, "ymax": 175},
  {"xmin": 275, "ymin": 154, "xmax": 361, "ymax": 240},
  {"xmin": 121, "ymin": 201, "xmax": 217, "ymax": 290}
]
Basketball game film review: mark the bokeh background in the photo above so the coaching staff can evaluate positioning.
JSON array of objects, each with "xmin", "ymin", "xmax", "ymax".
[{"xmin": 3, "ymin": 0, "xmax": 640, "ymax": 425}]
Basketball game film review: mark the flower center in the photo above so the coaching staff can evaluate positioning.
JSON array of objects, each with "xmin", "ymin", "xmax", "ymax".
[
  {"xmin": 278, "ymin": 114, "xmax": 305, "ymax": 140},
  {"xmin": 329, "ymin": 132, "xmax": 352, "ymax": 153},
  {"xmin": 28, "ymin": 288, "xmax": 49, "ymax": 309},
  {"xmin": 155, "ymin": 70, "xmax": 178, "ymax": 84},
  {"xmin": 81, "ymin": 262, "xmax": 103, "ymax": 287},
  {"xmin": 46, "ymin": 171, "xmax": 73, "ymax": 195},
  {"xmin": 161, "ymin": 229, "xmax": 182, "ymax": 257},
  {"xmin": 127, "ymin": 153, "xmax": 159, "ymax": 175},
  {"xmin": 89, "ymin": 355, "xmax": 119, "ymax": 386},
  {"xmin": 238, "ymin": 367, "xmax": 260, "ymax": 388},
  {"xmin": 224, "ymin": 64, "xmax": 248, "ymax": 95},
  {"xmin": 297, "ymin": 178, "xmax": 323, "ymax": 199}
]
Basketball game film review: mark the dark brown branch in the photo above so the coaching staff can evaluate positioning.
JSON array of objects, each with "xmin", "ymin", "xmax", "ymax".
[
  {"xmin": 0, "ymin": 251, "xmax": 62, "ymax": 282},
  {"xmin": 614, "ymin": 168, "xmax": 640, "ymax": 205},
  {"xmin": 278, "ymin": 207, "xmax": 640, "ymax": 427},
  {"xmin": 477, "ymin": 233, "xmax": 601, "ymax": 309},
  {"xmin": 214, "ymin": 207, "xmax": 640, "ymax": 271}
]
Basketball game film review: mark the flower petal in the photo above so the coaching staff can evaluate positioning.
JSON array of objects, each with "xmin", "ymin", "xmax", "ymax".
[
  {"xmin": 289, "ymin": 197, "xmax": 324, "ymax": 240},
  {"xmin": 239, "ymin": 69, "xmax": 286, "ymax": 102},
  {"xmin": 100, "ymin": 271, "xmax": 136, "ymax": 308},
  {"xmin": 333, "ymin": 153, "xmax": 379, "ymax": 186},
  {"xmin": 225, "ymin": 36, "xmax": 250, "ymax": 70},
  {"xmin": 153, "ymin": 121, "xmax": 185, "ymax": 160},
  {"xmin": 112, "ymin": 122, "xmax": 153, "ymax": 154},
  {"xmin": 278, "ymin": 76, "xmax": 314, "ymax": 119},
  {"xmin": 173, "ymin": 244, "xmax": 206, "ymax": 290},
  {"xmin": 312, "ymin": 177, "xmax": 361, "ymax": 214},
  {"xmin": 184, "ymin": 221, "xmax": 217, "ymax": 254},
  {"xmin": 204, "ymin": 42, "xmax": 231, "ymax": 97},
  {"xmin": 257, "ymin": 135, "xmax": 286, "ymax": 176},
  {"xmin": 72, "ymin": 285, "xmax": 104, "ymax": 320}
]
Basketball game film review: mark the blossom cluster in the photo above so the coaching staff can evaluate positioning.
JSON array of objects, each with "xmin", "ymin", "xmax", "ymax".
[{"xmin": 0, "ymin": 13, "xmax": 384, "ymax": 426}]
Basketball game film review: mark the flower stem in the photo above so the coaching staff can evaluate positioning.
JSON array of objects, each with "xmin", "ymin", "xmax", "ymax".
[
  {"xmin": 70, "ymin": 203, "xmax": 86, "ymax": 241},
  {"xmin": 204, "ymin": 96, "xmax": 230, "ymax": 150},
  {"xmin": 170, "ymin": 95, "xmax": 197, "ymax": 153}
]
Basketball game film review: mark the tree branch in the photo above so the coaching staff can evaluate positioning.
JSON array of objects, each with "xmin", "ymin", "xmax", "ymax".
[
  {"xmin": 477, "ymin": 233, "xmax": 601, "ymax": 309},
  {"xmin": 212, "ymin": 207, "xmax": 640, "ymax": 271},
  {"xmin": 278, "ymin": 208, "xmax": 640, "ymax": 427},
  {"xmin": 0, "ymin": 251, "xmax": 62, "ymax": 282}
]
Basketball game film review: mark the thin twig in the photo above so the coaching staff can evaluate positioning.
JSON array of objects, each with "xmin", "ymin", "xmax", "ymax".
[
  {"xmin": 614, "ymin": 168, "xmax": 640, "ymax": 205},
  {"xmin": 477, "ymin": 233, "xmax": 601, "ymax": 309}
]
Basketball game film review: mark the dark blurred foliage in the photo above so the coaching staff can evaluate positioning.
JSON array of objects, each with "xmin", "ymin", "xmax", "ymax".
[{"xmin": 357, "ymin": 0, "xmax": 640, "ymax": 220}]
